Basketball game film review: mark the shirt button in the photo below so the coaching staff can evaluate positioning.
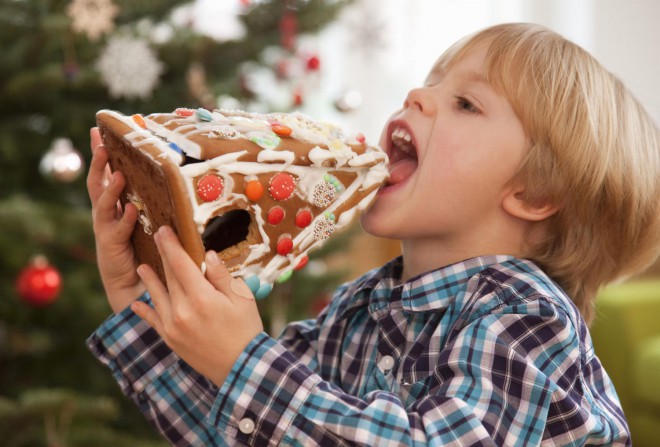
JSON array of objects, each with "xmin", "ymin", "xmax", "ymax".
[
  {"xmin": 239, "ymin": 418, "xmax": 255, "ymax": 435},
  {"xmin": 378, "ymin": 355, "xmax": 395, "ymax": 372}
]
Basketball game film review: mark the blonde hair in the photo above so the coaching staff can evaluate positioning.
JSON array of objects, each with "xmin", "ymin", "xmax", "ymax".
[{"xmin": 434, "ymin": 23, "xmax": 660, "ymax": 324}]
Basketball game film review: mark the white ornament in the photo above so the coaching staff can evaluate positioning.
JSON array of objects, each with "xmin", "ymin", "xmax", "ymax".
[
  {"xmin": 96, "ymin": 36, "xmax": 164, "ymax": 100},
  {"xmin": 334, "ymin": 89, "xmax": 363, "ymax": 113},
  {"xmin": 67, "ymin": 0, "xmax": 119, "ymax": 41},
  {"xmin": 39, "ymin": 138, "xmax": 85, "ymax": 183}
]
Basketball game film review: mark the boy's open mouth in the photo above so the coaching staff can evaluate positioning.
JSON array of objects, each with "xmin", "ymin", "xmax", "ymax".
[{"xmin": 386, "ymin": 125, "xmax": 418, "ymax": 187}]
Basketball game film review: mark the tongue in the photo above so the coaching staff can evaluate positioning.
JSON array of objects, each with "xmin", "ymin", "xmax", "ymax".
[{"xmin": 388, "ymin": 158, "xmax": 418, "ymax": 185}]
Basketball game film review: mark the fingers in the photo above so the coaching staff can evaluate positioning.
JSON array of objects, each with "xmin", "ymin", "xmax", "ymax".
[
  {"xmin": 205, "ymin": 251, "xmax": 254, "ymax": 300},
  {"xmin": 117, "ymin": 202, "xmax": 139, "ymax": 239},
  {"xmin": 131, "ymin": 300, "xmax": 164, "ymax": 334},
  {"xmin": 90, "ymin": 127, "xmax": 102, "ymax": 151},
  {"xmin": 93, "ymin": 170, "xmax": 127, "ymax": 226},
  {"xmin": 154, "ymin": 226, "xmax": 211, "ymax": 296},
  {"xmin": 136, "ymin": 264, "xmax": 171, "ymax": 325},
  {"xmin": 87, "ymin": 140, "xmax": 110, "ymax": 205}
]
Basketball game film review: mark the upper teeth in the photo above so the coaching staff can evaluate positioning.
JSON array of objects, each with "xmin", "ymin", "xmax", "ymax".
[{"xmin": 391, "ymin": 127, "xmax": 415, "ymax": 155}]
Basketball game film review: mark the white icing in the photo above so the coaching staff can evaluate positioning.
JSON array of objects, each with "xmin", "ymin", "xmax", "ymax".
[{"xmin": 257, "ymin": 149, "xmax": 295, "ymax": 165}]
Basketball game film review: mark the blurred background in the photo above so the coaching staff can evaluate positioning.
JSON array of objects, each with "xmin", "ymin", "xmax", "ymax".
[{"xmin": 0, "ymin": 0, "xmax": 658, "ymax": 445}]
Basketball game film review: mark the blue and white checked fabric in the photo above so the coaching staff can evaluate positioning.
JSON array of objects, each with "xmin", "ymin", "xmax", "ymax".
[{"xmin": 87, "ymin": 256, "xmax": 630, "ymax": 446}]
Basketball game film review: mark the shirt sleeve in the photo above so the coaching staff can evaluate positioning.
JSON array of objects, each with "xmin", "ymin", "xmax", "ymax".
[
  {"xmin": 86, "ymin": 293, "xmax": 227, "ymax": 446},
  {"xmin": 208, "ymin": 296, "xmax": 627, "ymax": 446}
]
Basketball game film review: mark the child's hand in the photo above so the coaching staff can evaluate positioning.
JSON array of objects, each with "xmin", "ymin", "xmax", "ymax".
[
  {"xmin": 131, "ymin": 226, "xmax": 264, "ymax": 387},
  {"xmin": 87, "ymin": 128, "xmax": 145, "ymax": 313}
]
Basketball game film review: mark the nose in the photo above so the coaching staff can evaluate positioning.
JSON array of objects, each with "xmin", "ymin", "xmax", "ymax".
[{"xmin": 404, "ymin": 87, "xmax": 436, "ymax": 115}]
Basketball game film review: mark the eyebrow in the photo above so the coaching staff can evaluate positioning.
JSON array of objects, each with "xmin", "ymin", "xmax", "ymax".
[{"xmin": 463, "ymin": 70, "xmax": 488, "ymax": 85}]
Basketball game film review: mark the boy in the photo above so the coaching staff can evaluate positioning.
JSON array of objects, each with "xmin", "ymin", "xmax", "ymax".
[{"xmin": 87, "ymin": 24, "xmax": 659, "ymax": 445}]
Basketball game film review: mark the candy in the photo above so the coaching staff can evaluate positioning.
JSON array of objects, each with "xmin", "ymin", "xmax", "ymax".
[
  {"xmin": 255, "ymin": 283, "xmax": 272, "ymax": 300},
  {"xmin": 313, "ymin": 215, "xmax": 335, "ymax": 240},
  {"xmin": 324, "ymin": 174, "xmax": 345, "ymax": 192},
  {"xmin": 246, "ymin": 275, "xmax": 272, "ymax": 299},
  {"xmin": 249, "ymin": 133, "xmax": 281, "ymax": 150},
  {"xmin": 196, "ymin": 174, "xmax": 224, "ymax": 202},
  {"xmin": 356, "ymin": 133, "xmax": 366, "ymax": 143},
  {"xmin": 196, "ymin": 108, "xmax": 213, "ymax": 122},
  {"xmin": 132, "ymin": 114, "xmax": 147, "ymax": 129},
  {"xmin": 168, "ymin": 142, "xmax": 183, "ymax": 155},
  {"xmin": 312, "ymin": 181, "xmax": 336, "ymax": 207},
  {"xmin": 294, "ymin": 255, "xmax": 309, "ymax": 270},
  {"xmin": 245, "ymin": 275, "xmax": 261, "ymax": 294},
  {"xmin": 245, "ymin": 180, "xmax": 264, "ymax": 201},
  {"xmin": 269, "ymin": 172, "xmax": 296, "ymax": 201},
  {"xmin": 267, "ymin": 206, "xmax": 285, "ymax": 225},
  {"xmin": 295, "ymin": 209, "xmax": 312, "ymax": 228},
  {"xmin": 175, "ymin": 108, "xmax": 195, "ymax": 117},
  {"xmin": 271, "ymin": 123, "xmax": 293, "ymax": 137},
  {"xmin": 209, "ymin": 128, "xmax": 238, "ymax": 139},
  {"xmin": 277, "ymin": 270, "xmax": 293, "ymax": 283},
  {"xmin": 277, "ymin": 235, "xmax": 293, "ymax": 256}
]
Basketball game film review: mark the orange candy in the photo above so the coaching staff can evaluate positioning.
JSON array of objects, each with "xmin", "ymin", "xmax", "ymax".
[
  {"xmin": 245, "ymin": 180, "xmax": 264, "ymax": 201},
  {"xmin": 132, "ymin": 114, "xmax": 147, "ymax": 129},
  {"xmin": 271, "ymin": 123, "xmax": 292, "ymax": 137}
]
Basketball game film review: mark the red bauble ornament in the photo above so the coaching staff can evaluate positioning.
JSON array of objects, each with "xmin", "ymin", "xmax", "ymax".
[
  {"xmin": 16, "ymin": 256, "xmax": 62, "ymax": 307},
  {"xmin": 293, "ymin": 89, "xmax": 304, "ymax": 106},
  {"xmin": 306, "ymin": 55, "xmax": 321, "ymax": 71},
  {"xmin": 279, "ymin": 11, "xmax": 298, "ymax": 51}
]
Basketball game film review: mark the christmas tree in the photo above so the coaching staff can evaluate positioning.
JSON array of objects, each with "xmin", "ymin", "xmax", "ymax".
[{"xmin": 0, "ymin": 0, "xmax": 351, "ymax": 445}]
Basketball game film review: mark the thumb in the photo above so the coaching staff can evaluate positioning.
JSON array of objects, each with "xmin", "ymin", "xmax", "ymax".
[{"xmin": 204, "ymin": 251, "xmax": 254, "ymax": 301}]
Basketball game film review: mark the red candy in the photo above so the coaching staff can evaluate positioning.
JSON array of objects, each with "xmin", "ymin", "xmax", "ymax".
[
  {"xmin": 356, "ymin": 133, "xmax": 366, "ymax": 143},
  {"xmin": 175, "ymin": 108, "xmax": 194, "ymax": 117},
  {"xmin": 294, "ymin": 255, "xmax": 309, "ymax": 271},
  {"xmin": 271, "ymin": 123, "xmax": 292, "ymax": 137},
  {"xmin": 295, "ymin": 209, "xmax": 312, "ymax": 228},
  {"xmin": 132, "ymin": 114, "xmax": 147, "ymax": 129},
  {"xmin": 277, "ymin": 235, "xmax": 293, "ymax": 256},
  {"xmin": 269, "ymin": 173, "xmax": 296, "ymax": 201},
  {"xmin": 197, "ymin": 174, "xmax": 224, "ymax": 202},
  {"xmin": 267, "ymin": 206, "xmax": 285, "ymax": 225}
]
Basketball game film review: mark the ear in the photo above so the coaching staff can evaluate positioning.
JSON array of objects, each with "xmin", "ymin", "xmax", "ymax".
[{"xmin": 502, "ymin": 187, "xmax": 560, "ymax": 222}]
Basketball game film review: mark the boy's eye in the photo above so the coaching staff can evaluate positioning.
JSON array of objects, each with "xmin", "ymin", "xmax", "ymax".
[{"xmin": 455, "ymin": 96, "xmax": 480, "ymax": 114}]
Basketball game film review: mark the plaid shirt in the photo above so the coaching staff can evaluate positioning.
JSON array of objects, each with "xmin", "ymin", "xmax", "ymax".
[{"xmin": 88, "ymin": 256, "xmax": 630, "ymax": 446}]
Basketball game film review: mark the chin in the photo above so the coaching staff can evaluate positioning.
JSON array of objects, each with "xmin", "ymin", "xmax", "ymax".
[{"xmin": 360, "ymin": 205, "xmax": 399, "ymax": 239}]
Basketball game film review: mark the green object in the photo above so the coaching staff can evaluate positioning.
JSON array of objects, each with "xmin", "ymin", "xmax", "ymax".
[{"xmin": 591, "ymin": 279, "xmax": 660, "ymax": 447}]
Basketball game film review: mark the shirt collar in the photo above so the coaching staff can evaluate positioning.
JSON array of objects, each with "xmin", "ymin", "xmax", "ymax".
[{"xmin": 340, "ymin": 255, "xmax": 515, "ymax": 319}]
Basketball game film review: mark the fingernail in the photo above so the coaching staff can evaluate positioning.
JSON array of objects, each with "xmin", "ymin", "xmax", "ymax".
[
  {"xmin": 205, "ymin": 250, "xmax": 220, "ymax": 265},
  {"xmin": 155, "ymin": 226, "xmax": 166, "ymax": 243}
]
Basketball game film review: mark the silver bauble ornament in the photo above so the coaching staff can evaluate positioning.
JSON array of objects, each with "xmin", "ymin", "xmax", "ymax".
[{"xmin": 39, "ymin": 138, "xmax": 85, "ymax": 183}]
